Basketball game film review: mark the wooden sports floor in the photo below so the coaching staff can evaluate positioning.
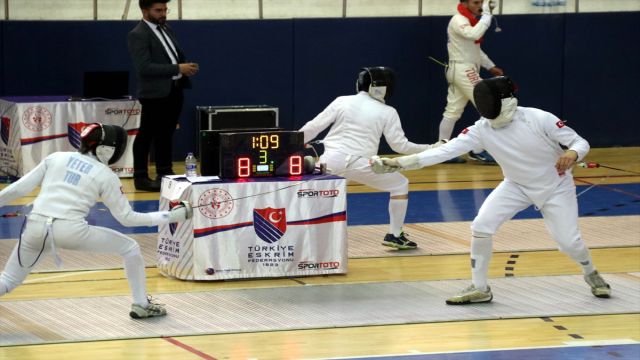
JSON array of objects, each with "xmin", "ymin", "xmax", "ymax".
[{"xmin": 0, "ymin": 147, "xmax": 639, "ymax": 359}]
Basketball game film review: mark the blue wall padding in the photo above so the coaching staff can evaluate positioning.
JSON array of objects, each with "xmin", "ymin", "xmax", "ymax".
[{"xmin": 562, "ymin": 12, "xmax": 640, "ymax": 147}]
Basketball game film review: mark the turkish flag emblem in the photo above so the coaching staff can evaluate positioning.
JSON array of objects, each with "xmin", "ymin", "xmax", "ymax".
[{"xmin": 254, "ymin": 207, "xmax": 287, "ymax": 243}]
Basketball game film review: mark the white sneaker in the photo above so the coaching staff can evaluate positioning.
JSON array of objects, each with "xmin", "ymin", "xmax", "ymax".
[
  {"xmin": 130, "ymin": 297, "xmax": 167, "ymax": 319},
  {"xmin": 446, "ymin": 284, "xmax": 493, "ymax": 305},
  {"xmin": 584, "ymin": 270, "xmax": 611, "ymax": 298}
]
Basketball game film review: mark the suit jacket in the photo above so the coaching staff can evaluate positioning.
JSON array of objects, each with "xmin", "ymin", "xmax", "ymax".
[{"xmin": 127, "ymin": 21, "xmax": 192, "ymax": 99}]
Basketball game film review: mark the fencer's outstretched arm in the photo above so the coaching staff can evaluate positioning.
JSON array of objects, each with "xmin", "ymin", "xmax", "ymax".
[
  {"xmin": 371, "ymin": 130, "xmax": 479, "ymax": 173},
  {"xmin": 100, "ymin": 172, "xmax": 190, "ymax": 227},
  {"xmin": 0, "ymin": 161, "xmax": 47, "ymax": 207}
]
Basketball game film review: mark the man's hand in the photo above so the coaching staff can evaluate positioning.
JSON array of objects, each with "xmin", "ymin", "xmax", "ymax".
[
  {"xmin": 179, "ymin": 63, "xmax": 199, "ymax": 76},
  {"xmin": 488, "ymin": 67, "xmax": 504, "ymax": 77},
  {"xmin": 556, "ymin": 150, "xmax": 578, "ymax": 175},
  {"xmin": 482, "ymin": 0, "xmax": 492, "ymax": 15}
]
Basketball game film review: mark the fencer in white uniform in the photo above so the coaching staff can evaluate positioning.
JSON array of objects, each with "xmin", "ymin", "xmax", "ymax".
[
  {"xmin": 300, "ymin": 67, "xmax": 441, "ymax": 250},
  {"xmin": 373, "ymin": 77, "xmax": 611, "ymax": 303},
  {"xmin": 440, "ymin": 0, "xmax": 503, "ymax": 163},
  {"xmin": 0, "ymin": 123, "xmax": 192, "ymax": 318}
]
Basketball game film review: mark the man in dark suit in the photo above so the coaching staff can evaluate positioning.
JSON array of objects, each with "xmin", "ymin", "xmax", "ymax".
[{"xmin": 128, "ymin": 0, "xmax": 199, "ymax": 191}]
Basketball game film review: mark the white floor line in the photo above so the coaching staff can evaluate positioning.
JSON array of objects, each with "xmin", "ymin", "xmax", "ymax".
[{"xmin": 24, "ymin": 270, "xmax": 108, "ymax": 284}]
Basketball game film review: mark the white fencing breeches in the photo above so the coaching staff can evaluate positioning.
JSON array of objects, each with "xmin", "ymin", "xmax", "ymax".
[
  {"xmin": 442, "ymin": 62, "xmax": 483, "ymax": 121},
  {"xmin": 471, "ymin": 179, "xmax": 590, "ymax": 261},
  {"xmin": 0, "ymin": 214, "xmax": 147, "ymax": 304}
]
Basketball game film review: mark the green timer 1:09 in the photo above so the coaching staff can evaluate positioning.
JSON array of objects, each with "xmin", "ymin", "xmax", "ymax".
[{"xmin": 219, "ymin": 131, "xmax": 305, "ymax": 178}]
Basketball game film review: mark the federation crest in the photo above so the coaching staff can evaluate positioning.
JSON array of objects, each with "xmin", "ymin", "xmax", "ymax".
[
  {"xmin": 67, "ymin": 122, "xmax": 90, "ymax": 149},
  {"xmin": 168, "ymin": 200, "xmax": 185, "ymax": 235},
  {"xmin": 1, "ymin": 117, "xmax": 9, "ymax": 145},
  {"xmin": 253, "ymin": 207, "xmax": 286, "ymax": 243}
]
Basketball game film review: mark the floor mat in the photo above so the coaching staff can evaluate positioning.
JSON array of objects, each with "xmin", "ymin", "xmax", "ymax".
[
  {"xmin": 0, "ymin": 274, "xmax": 637, "ymax": 346},
  {"xmin": 0, "ymin": 216, "xmax": 637, "ymax": 272}
]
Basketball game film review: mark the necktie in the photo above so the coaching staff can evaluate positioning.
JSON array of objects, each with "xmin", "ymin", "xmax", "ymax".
[{"xmin": 157, "ymin": 25, "xmax": 179, "ymax": 61}]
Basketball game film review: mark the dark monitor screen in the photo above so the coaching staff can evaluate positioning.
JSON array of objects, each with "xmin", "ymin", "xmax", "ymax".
[{"xmin": 82, "ymin": 71, "xmax": 129, "ymax": 99}]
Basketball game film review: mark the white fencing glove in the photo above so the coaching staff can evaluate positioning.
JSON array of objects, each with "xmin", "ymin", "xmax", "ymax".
[
  {"xmin": 168, "ymin": 200, "xmax": 193, "ymax": 223},
  {"xmin": 370, "ymin": 155, "xmax": 399, "ymax": 174},
  {"xmin": 370, "ymin": 154, "xmax": 422, "ymax": 174},
  {"xmin": 394, "ymin": 154, "xmax": 422, "ymax": 170},
  {"xmin": 479, "ymin": 0, "xmax": 493, "ymax": 26},
  {"xmin": 482, "ymin": 0, "xmax": 493, "ymax": 15},
  {"xmin": 431, "ymin": 139, "xmax": 448, "ymax": 149}
]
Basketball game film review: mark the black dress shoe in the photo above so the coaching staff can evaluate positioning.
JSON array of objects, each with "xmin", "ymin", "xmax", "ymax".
[{"xmin": 134, "ymin": 177, "xmax": 161, "ymax": 192}]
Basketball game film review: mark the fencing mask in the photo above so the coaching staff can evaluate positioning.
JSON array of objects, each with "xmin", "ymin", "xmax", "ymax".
[
  {"xmin": 356, "ymin": 66, "xmax": 395, "ymax": 102},
  {"xmin": 80, "ymin": 123, "xmax": 128, "ymax": 165},
  {"xmin": 473, "ymin": 76, "xmax": 518, "ymax": 128}
]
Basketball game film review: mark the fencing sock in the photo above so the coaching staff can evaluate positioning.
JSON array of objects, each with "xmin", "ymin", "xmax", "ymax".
[
  {"xmin": 123, "ymin": 248, "xmax": 148, "ymax": 306},
  {"xmin": 571, "ymin": 245, "xmax": 596, "ymax": 275},
  {"xmin": 471, "ymin": 232, "xmax": 493, "ymax": 291},
  {"xmin": 389, "ymin": 198, "xmax": 408, "ymax": 237},
  {"xmin": 439, "ymin": 117, "xmax": 457, "ymax": 141}
]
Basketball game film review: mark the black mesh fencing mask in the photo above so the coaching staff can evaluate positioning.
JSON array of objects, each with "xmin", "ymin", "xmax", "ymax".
[
  {"xmin": 356, "ymin": 66, "xmax": 395, "ymax": 102},
  {"xmin": 473, "ymin": 76, "xmax": 516, "ymax": 119},
  {"xmin": 80, "ymin": 123, "xmax": 128, "ymax": 165}
]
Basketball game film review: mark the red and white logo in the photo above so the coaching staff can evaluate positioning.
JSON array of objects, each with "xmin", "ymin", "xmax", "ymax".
[
  {"xmin": 556, "ymin": 120, "xmax": 565, "ymax": 128},
  {"xmin": 197, "ymin": 188, "xmax": 234, "ymax": 219},
  {"xmin": 253, "ymin": 207, "xmax": 286, "ymax": 243},
  {"xmin": 22, "ymin": 106, "xmax": 52, "ymax": 132}
]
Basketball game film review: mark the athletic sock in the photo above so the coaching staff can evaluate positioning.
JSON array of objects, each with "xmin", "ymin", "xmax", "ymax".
[
  {"xmin": 471, "ymin": 233, "xmax": 493, "ymax": 291},
  {"xmin": 389, "ymin": 198, "xmax": 408, "ymax": 237}
]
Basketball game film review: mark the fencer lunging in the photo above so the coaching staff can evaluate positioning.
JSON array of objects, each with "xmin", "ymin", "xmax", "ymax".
[
  {"xmin": 0, "ymin": 123, "xmax": 192, "ymax": 318},
  {"xmin": 300, "ymin": 66, "xmax": 441, "ymax": 250},
  {"xmin": 373, "ymin": 77, "xmax": 611, "ymax": 303}
]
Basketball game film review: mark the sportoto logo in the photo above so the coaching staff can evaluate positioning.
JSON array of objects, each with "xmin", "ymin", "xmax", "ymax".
[
  {"xmin": 297, "ymin": 188, "xmax": 340, "ymax": 198},
  {"xmin": 253, "ymin": 207, "xmax": 286, "ymax": 244},
  {"xmin": 22, "ymin": 106, "xmax": 52, "ymax": 132},
  {"xmin": 197, "ymin": 188, "xmax": 234, "ymax": 219},
  {"xmin": 105, "ymin": 108, "xmax": 141, "ymax": 116}
]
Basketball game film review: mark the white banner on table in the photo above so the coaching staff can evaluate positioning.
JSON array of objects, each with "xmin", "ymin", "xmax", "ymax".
[
  {"xmin": 0, "ymin": 98, "xmax": 140, "ymax": 177},
  {"xmin": 157, "ymin": 176, "xmax": 348, "ymax": 280}
]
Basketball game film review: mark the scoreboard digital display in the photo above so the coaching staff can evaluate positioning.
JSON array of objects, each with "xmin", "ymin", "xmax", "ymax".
[{"xmin": 218, "ymin": 131, "xmax": 305, "ymax": 178}]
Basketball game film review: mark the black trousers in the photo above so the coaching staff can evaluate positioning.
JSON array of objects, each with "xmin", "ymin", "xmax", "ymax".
[{"xmin": 134, "ymin": 85, "xmax": 184, "ymax": 178}]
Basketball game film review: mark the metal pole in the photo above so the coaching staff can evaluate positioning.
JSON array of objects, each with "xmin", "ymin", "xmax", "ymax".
[
  {"xmin": 5, "ymin": 0, "xmax": 9, "ymax": 20},
  {"xmin": 575, "ymin": 0, "xmax": 579, "ymax": 13},
  {"xmin": 122, "ymin": 0, "xmax": 132, "ymax": 20},
  {"xmin": 498, "ymin": 0, "xmax": 503, "ymax": 15},
  {"xmin": 342, "ymin": 0, "xmax": 347, "ymax": 18},
  {"xmin": 259, "ymin": 0, "xmax": 263, "ymax": 19},
  {"xmin": 178, "ymin": 0, "xmax": 182, "ymax": 19},
  {"xmin": 418, "ymin": 0, "xmax": 422, "ymax": 16},
  {"xmin": 93, "ymin": 0, "xmax": 97, "ymax": 20}
]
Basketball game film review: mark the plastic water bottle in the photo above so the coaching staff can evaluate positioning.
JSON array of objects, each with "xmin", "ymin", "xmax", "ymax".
[{"xmin": 185, "ymin": 152, "xmax": 197, "ymax": 177}]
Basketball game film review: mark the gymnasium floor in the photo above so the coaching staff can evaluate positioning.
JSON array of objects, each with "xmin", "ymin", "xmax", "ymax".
[{"xmin": 0, "ymin": 147, "xmax": 638, "ymax": 359}]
